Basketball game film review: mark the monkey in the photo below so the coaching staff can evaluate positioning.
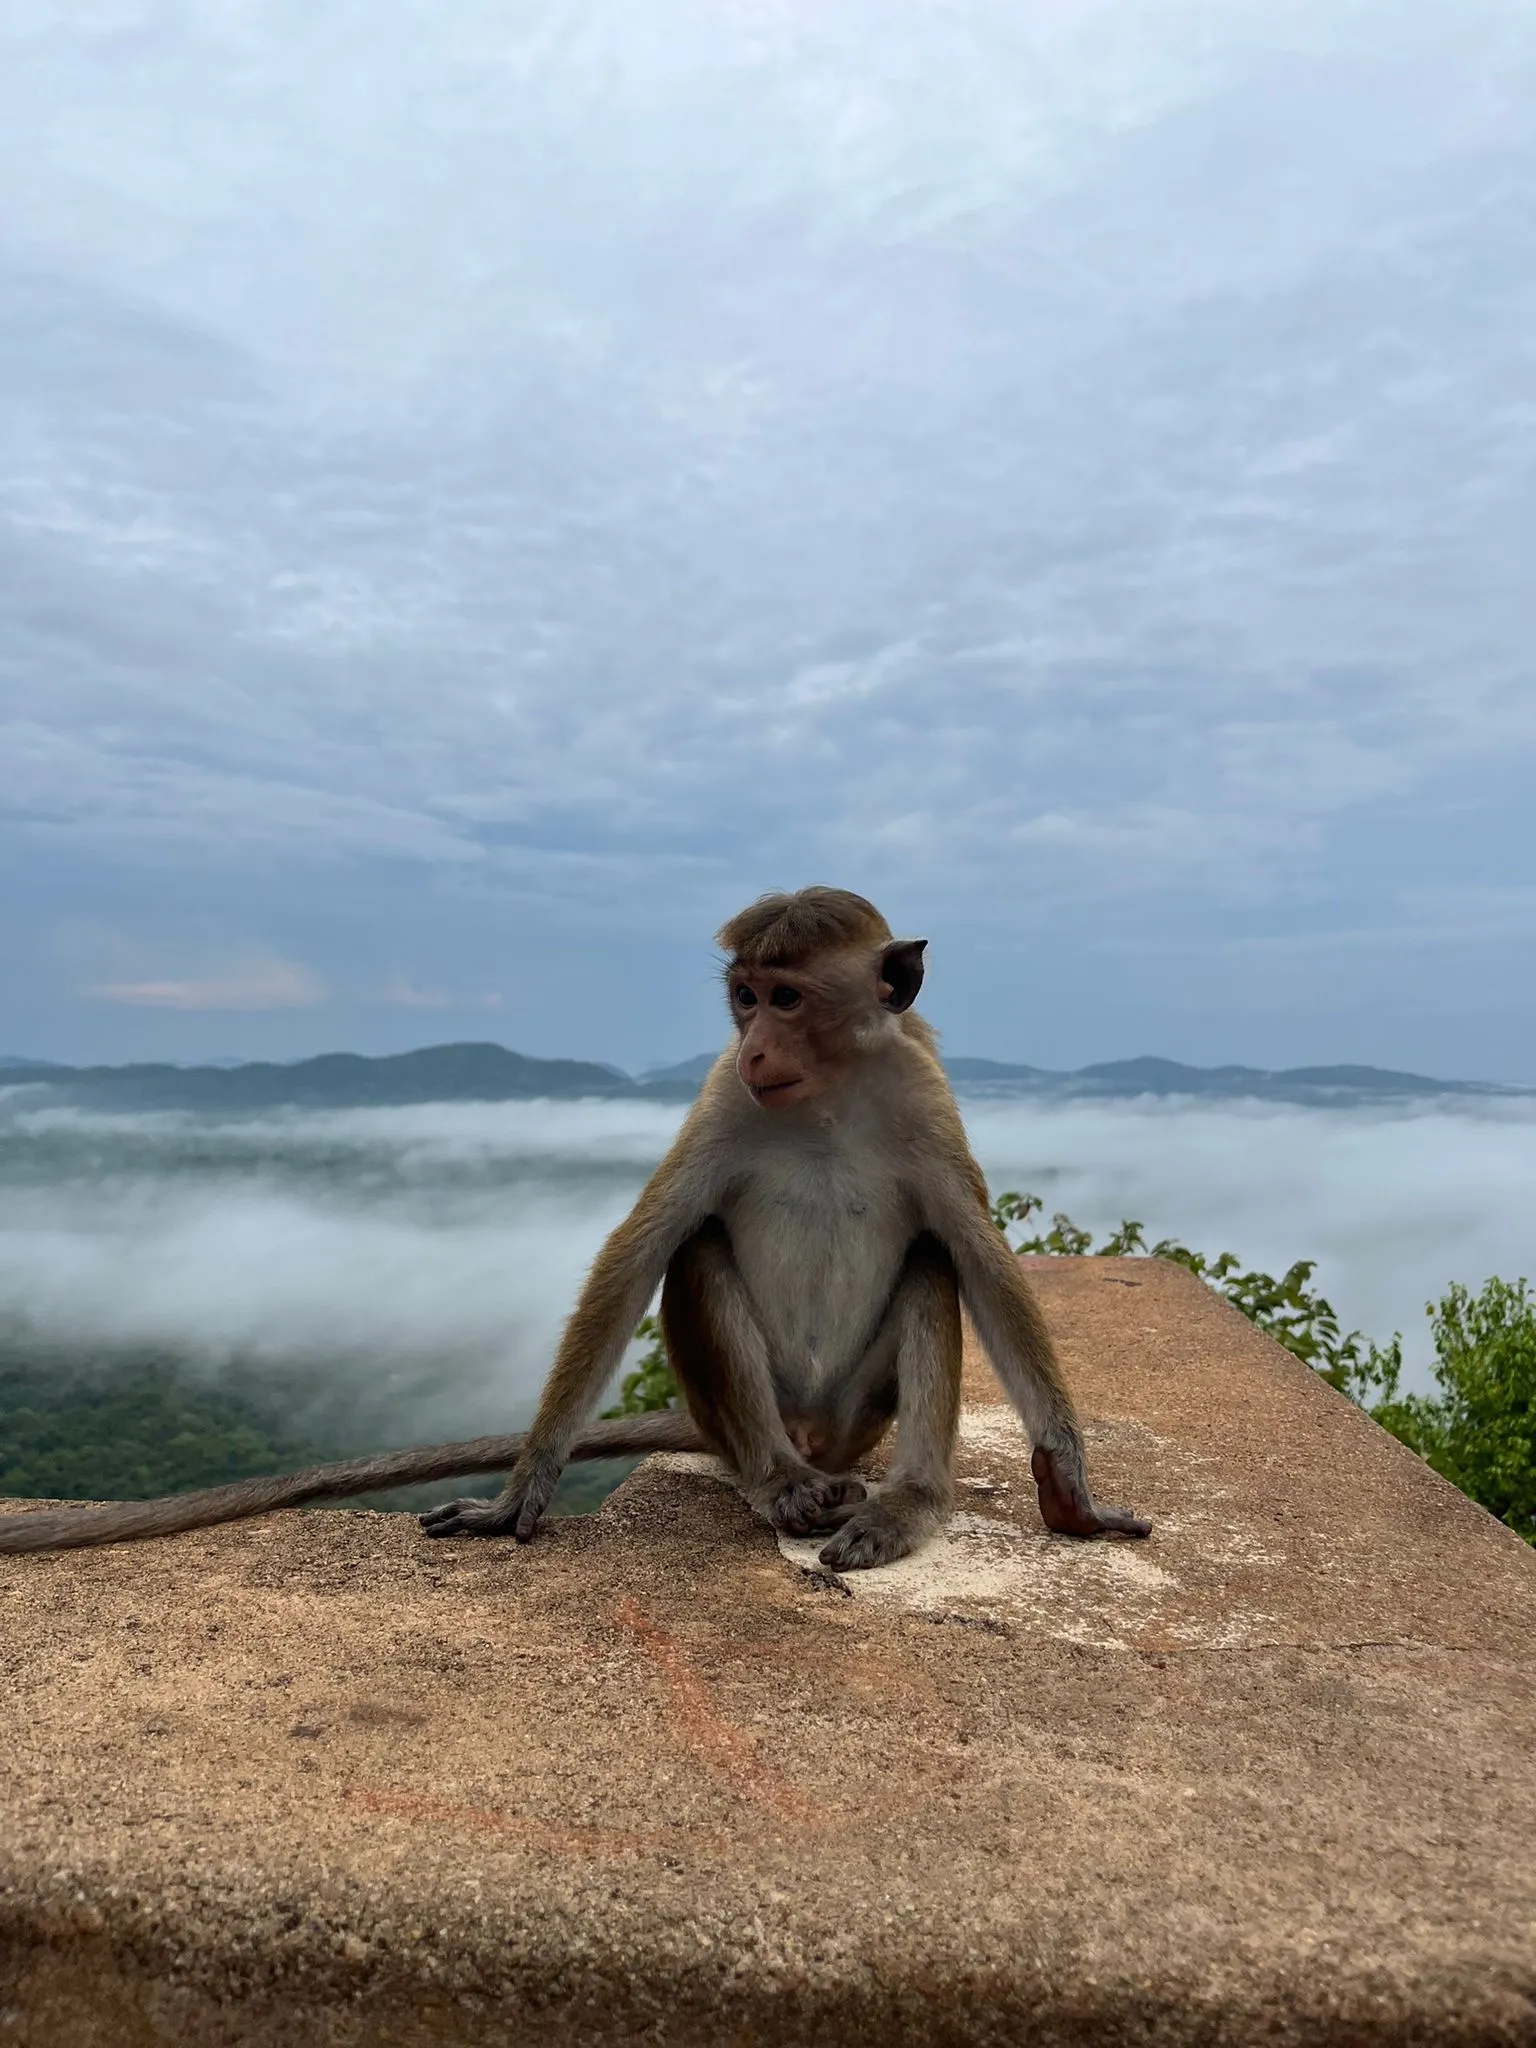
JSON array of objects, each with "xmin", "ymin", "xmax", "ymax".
[
  {"xmin": 0, "ymin": 888, "xmax": 1149, "ymax": 1567},
  {"xmin": 418, "ymin": 886, "xmax": 1148, "ymax": 1568}
]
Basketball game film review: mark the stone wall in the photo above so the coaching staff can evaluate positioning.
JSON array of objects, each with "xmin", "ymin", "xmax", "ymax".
[{"xmin": 3, "ymin": 1259, "xmax": 1534, "ymax": 2045}]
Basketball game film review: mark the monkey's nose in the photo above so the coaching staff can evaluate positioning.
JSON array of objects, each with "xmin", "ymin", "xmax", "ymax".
[{"xmin": 743, "ymin": 1046, "xmax": 795, "ymax": 1089}]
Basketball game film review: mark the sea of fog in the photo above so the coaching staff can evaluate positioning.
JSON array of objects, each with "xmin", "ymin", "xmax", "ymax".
[{"xmin": 2, "ymin": 1088, "xmax": 1533, "ymax": 1446}]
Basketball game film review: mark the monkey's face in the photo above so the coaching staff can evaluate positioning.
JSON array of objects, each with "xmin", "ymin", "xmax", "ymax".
[
  {"xmin": 728, "ymin": 943, "xmax": 924, "ymax": 1108},
  {"xmin": 729, "ymin": 968, "xmax": 828, "ymax": 1107}
]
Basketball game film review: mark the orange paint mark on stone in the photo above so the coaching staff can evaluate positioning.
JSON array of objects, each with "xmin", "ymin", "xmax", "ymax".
[{"xmin": 614, "ymin": 1597, "xmax": 820, "ymax": 1822}]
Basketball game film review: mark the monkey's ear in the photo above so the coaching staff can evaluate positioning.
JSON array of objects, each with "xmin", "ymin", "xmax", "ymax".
[{"xmin": 878, "ymin": 938, "xmax": 927, "ymax": 1012}]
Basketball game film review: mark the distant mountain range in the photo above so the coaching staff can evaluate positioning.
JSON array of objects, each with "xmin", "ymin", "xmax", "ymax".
[
  {"xmin": 0, "ymin": 1043, "xmax": 1526, "ymax": 1112},
  {"xmin": 0, "ymin": 1044, "xmax": 692, "ymax": 1112},
  {"xmin": 936, "ymin": 1054, "xmax": 1531, "ymax": 1103}
]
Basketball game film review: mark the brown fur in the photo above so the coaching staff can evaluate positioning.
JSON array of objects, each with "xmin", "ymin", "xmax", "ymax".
[{"xmin": 717, "ymin": 886, "xmax": 891, "ymax": 968}]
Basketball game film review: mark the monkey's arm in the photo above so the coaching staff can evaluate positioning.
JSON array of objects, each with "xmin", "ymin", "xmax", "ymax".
[
  {"xmin": 0, "ymin": 1410, "xmax": 705, "ymax": 1557},
  {"xmin": 422, "ymin": 1108, "xmax": 729, "ymax": 1544},
  {"xmin": 926, "ymin": 1177, "xmax": 1151, "ymax": 1539}
]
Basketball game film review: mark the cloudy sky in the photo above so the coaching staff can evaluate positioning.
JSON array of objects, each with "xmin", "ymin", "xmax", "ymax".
[{"xmin": 3, "ymin": 0, "xmax": 1533, "ymax": 1077}]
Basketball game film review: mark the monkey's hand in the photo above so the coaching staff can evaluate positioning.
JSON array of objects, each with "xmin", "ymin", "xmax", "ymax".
[
  {"xmin": 419, "ymin": 1450, "xmax": 564, "ymax": 1543},
  {"xmin": 1031, "ymin": 1446, "xmax": 1151, "ymax": 1539},
  {"xmin": 752, "ymin": 1470, "xmax": 867, "ymax": 1537}
]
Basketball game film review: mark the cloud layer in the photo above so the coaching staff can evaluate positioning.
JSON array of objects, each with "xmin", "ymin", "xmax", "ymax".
[{"xmin": 2, "ymin": 1094, "xmax": 1529, "ymax": 1446}]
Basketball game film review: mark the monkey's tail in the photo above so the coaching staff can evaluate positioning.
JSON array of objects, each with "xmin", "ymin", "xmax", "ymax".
[{"xmin": 0, "ymin": 1409, "xmax": 707, "ymax": 1556}]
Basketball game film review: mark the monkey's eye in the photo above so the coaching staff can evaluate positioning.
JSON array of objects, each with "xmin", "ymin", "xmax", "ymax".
[
  {"xmin": 769, "ymin": 985, "xmax": 802, "ymax": 1010},
  {"xmin": 734, "ymin": 985, "xmax": 758, "ymax": 1009}
]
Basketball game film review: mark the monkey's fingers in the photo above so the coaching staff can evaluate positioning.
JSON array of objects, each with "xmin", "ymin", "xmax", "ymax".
[
  {"xmin": 818, "ymin": 1499, "xmax": 923, "ymax": 1572},
  {"xmin": 418, "ymin": 1496, "xmax": 518, "ymax": 1538},
  {"xmin": 767, "ymin": 1473, "xmax": 867, "ymax": 1537},
  {"xmin": 420, "ymin": 1452, "xmax": 563, "ymax": 1544},
  {"xmin": 1087, "ymin": 1503, "xmax": 1152, "ymax": 1537}
]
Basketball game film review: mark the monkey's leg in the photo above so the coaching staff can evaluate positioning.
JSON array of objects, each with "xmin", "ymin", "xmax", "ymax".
[
  {"xmin": 818, "ymin": 1233, "xmax": 962, "ymax": 1572},
  {"xmin": 662, "ymin": 1221, "xmax": 867, "ymax": 1538},
  {"xmin": 946, "ymin": 1214, "xmax": 1151, "ymax": 1539}
]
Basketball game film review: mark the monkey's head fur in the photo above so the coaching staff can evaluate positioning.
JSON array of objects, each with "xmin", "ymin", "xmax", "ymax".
[{"xmin": 717, "ymin": 886, "xmax": 929, "ymax": 1109}]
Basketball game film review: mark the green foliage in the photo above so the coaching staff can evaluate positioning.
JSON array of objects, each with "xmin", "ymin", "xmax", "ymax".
[
  {"xmin": 0, "ymin": 1355, "xmax": 328, "ymax": 1503},
  {"xmin": 1333, "ymin": 1279, "xmax": 1536, "ymax": 1544},
  {"xmin": 601, "ymin": 1313, "xmax": 680, "ymax": 1416},
  {"xmin": 990, "ymin": 1189, "xmax": 1535, "ymax": 1544}
]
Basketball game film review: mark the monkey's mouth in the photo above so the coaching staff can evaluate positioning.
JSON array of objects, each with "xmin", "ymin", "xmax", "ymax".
[{"xmin": 752, "ymin": 1077, "xmax": 804, "ymax": 1102}]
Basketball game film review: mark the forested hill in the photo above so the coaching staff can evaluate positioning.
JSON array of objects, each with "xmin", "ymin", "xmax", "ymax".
[
  {"xmin": 0, "ymin": 1044, "xmax": 700, "ymax": 1111},
  {"xmin": 0, "ymin": 1044, "xmax": 1525, "ymax": 1112},
  {"xmin": 939, "ymin": 1055, "xmax": 1529, "ymax": 1104}
]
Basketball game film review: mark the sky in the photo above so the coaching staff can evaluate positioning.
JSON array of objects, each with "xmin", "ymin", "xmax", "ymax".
[{"xmin": 2, "ymin": 0, "xmax": 1534, "ymax": 1078}]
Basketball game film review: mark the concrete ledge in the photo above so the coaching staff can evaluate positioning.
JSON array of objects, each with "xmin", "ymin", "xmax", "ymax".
[{"xmin": 3, "ymin": 1259, "xmax": 1534, "ymax": 2045}]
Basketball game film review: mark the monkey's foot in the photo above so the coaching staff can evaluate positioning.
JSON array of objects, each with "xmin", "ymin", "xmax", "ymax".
[
  {"xmin": 764, "ymin": 1473, "xmax": 866, "ymax": 1537},
  {"xmin": 419, "ymin": 1496, "xmax": 519, "ymax": 1538},
  {"xmin": 420, "ymin": 1454, "xmax": 562, "ymax": 1543},
  {"xmin": 816, "ymin": 1477, "xmax": 948, "ymax": 1570},
  {"xmin": 1031, "ymin": 1446, "xmax": 1151, "ymax": 1539},
  {"xmin": 817, "ymin": 1499, "xmax": 924, "ymax": 1572}
]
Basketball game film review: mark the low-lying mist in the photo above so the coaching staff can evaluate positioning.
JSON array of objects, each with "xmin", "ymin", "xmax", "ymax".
[
  {"xmin": 971, "ymin": 1096, "xmax": 1536, "ymax": 1375},
  {"xmin": 0, "ymin": 1097, "xmax": 680, "ymax": 1450},
  {"xmin": 2, "ymin": 1089, "xmax": 1533, "ymax": 1457}
]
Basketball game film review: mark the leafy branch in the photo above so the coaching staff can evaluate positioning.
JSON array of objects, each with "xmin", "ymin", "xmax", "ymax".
[{"xmin": 601, "ymin": 1314, "xmax": 679, "ymax": 1416}]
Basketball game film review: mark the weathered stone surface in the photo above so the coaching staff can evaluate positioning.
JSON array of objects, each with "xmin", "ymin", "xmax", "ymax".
[{"xmin": 2, "ymin": 1257, "xmax": 1533, "ymax": 2045}]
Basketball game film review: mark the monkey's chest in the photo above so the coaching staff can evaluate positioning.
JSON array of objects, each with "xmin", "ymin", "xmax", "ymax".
[{"xmin": 722, "ymin": 1168, "xmax": 909, "ymax": 1375}]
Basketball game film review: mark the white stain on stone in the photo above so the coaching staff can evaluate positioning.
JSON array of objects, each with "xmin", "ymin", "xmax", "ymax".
[
  {"xmin": 651, "ymin": 1417, "xmax": 1277, "ymax": 1654},
  {"xmin": 957, "ymin": 1410, "xmax": 1025, "ymax": 1453},
  {"xmin": 775, "ymin": 1502, "xmax": 1177, "ymax": 1643}
]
